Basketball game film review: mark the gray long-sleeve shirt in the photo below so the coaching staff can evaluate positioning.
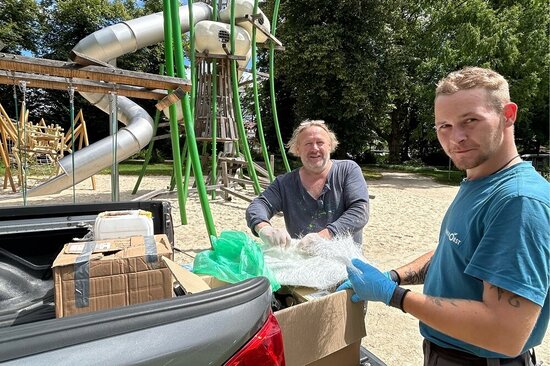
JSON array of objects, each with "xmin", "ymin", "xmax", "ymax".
[{"xmin": 246, "ymin": 160, "xmax": 369, "ymax": 244}]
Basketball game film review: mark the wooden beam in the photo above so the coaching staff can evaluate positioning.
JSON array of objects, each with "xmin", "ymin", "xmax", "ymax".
[
  {"xmin": 0, "ymin": 71, "xmax": 170, "ymax": 100},
  {"xmin": 236, "ymin": 15, "xmax": 283, "ymax": 47},
  {"xmin": 155, "ymin": 87, "xmax": 186, "ymax": 110},
  {"xmin": 220, "ymin": 186, "xmax": 254, "ymax": 202},
  {"xmin": 229, "ymin": 176, "xmax": 269, "ymax": 188},
  {"xmin": 195, "ymin": 51, "xmax": 246, "ymax": 61},
  {"xmin": 0, "ymin": 52, "xmax": 191, "ymax": 92}
]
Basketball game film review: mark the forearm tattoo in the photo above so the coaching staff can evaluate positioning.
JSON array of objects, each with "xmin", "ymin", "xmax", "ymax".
[
  {"xmin": 402, "ymin": 260, "xmax": 431, "ymax": 285},
  {"xmin": 490, "ymin": 285, "xmax": 521, "ymax": 308},
  {"xmin": 429, "ymin": 297, "xmax": 459, "ymax": 307}
]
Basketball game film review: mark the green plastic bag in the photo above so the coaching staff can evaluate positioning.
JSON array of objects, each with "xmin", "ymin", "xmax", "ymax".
[{"xmin": 192, "ymin": 230, "xmax": 281, "ymax": 291}]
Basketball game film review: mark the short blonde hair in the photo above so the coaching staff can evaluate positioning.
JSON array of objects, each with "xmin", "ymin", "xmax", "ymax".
[
  {"xmin": 286, "ymin": 120, "xmax": 339, "ymax": 156},
  {"xmin": 436, "ymin": 67, "xmax": 511, "ymax": 112}
]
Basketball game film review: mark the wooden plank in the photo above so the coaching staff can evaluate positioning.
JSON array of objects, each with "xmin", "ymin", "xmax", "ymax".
[
  {"xmin": 220, "ymin": 186, "xmax": 254, "ymax": 202},
  {"xmin": 0, "ymin": 71, "xmax": 170, "ymax": 100},
  {"xmin": 237, "ymin": 15, "xmax": 283, "ymax": 47},
  {"xmin": 229, "ymin": 176, "xmax": 269, "ymax": 188},
  {"xmin": 0, "ymin": 52, "xmax": 191, "ymax": 91},
  {"xmin": 155, "ymin": 87, "xmax": 186, "ymax": 110},
  {"xmin": 195, "ymin": 52, "xmax": 246, "ymax": 61},
  {"xmin": 238, "ymin": 67, "xmax": 269, "ymax": 78}
]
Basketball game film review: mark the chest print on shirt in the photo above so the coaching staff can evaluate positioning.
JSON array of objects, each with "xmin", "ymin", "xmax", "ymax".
[{"xmin": 445, "ymin": 228, "xmax": 462, "ymax": 246}]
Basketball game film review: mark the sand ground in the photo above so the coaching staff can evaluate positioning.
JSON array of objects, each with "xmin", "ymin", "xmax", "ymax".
[{"xmin": 1, "ymin": 171, "xmax": 547, "ymax": 366}]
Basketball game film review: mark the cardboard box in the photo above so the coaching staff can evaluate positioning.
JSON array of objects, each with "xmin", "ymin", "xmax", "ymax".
[
  {"xmin": 275, "ymin": 286, "xmax": 366, "ymax": 366},
  {"xmin": 53, "ymin": 234, "xmax": 173, "ymax": 318},
  {"xmin": 172, "ymin": 268, "xmax": 366, "ymax": 366}
]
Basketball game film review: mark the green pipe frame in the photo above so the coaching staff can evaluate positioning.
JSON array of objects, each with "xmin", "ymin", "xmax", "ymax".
[
  {"xmin": 210, "ymin": 1, "xmax": 218, "ymax": 199},
  {"xmin": 230, "ymin": 0, "xmax": 261, "ymax": 195},
  {"xmin": 167, "ymin": 0, "xmax": 217, "ymax": 239},
  {"xmin": 252, "ymin": 0, "xmax": 274, "ymax": 181},
  {"xmin": 162, "ymin": 0, "xmax": 187, "ymax": 225},
  {"xmin": 269, "ymin": 0, "xmax": 290, "ymax": 172}
]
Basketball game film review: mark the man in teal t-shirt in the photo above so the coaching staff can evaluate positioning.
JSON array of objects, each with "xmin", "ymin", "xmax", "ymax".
[{"xmin": 338, "ymin": 67, "xmax": 549, "ymax": 365}]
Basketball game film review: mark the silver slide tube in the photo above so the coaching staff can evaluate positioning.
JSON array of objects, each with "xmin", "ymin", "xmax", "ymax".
[{"xmin": 28, "ymin": 3, "xmax": 212, "ymax": 196}]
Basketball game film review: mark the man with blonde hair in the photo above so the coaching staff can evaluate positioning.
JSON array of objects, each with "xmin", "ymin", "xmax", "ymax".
[
  {"xmin": 339, "ymin": 67, "xmax": 549, "ymax": 365},
  {"xmin": 246, "ymin": 119, "xmax": 369, "ymax": 249}
]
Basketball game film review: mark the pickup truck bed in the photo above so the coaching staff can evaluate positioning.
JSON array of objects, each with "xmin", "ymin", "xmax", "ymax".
[{"xmin": 0, "ymin": 201, "xmax": 274, "ymax": 365}]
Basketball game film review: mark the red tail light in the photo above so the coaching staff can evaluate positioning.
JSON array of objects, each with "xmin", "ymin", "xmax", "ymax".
[{"xmin": 224, "ymin": 312, "xmax": 285, "ymax": 366}]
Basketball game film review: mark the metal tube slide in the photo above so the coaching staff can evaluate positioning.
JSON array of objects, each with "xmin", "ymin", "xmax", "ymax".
[{"xmin": 28, "ymin": 3, "xmax": 212, "ymax": 197}]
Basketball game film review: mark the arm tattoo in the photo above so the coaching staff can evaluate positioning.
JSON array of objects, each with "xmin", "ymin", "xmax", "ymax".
[
  {"xmin": 402, "ymin": 259, "xmax": 431, "ymax": 285},
  {"xmin": 490, "ymin": 285, "xmax": 521, "ymax": 308},
  {"xmin": 429, "ymin": 297, "xmax": 459, "ymax": 307}
]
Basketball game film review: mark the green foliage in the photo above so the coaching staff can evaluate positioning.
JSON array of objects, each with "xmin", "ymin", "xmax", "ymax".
[
  {"xmin": 266, "ymin": 0, "xmax": 549, "ymax": 163},
  {"xmin": 0, "ymin": 0, "xmax": 42, "ymax": 53}
]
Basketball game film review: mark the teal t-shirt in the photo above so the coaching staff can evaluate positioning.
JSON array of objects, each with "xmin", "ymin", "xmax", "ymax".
[{"xmin": 421, "ymin": 162, "xmax": 550, "ymax": 358}]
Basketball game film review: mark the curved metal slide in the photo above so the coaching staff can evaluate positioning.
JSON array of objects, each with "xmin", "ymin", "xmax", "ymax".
[{"xmin": 28, "ymin": 3, "xmax": 213, "ymax": 196}]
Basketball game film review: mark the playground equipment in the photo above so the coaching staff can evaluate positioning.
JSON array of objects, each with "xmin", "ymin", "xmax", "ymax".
[
  {"xmin": 0, "ymin": 104, "xmax": 96, "ymax": 194},
  {"xmin": 0, "ymin": 0, "xmax": 288, "ymax": 242}
]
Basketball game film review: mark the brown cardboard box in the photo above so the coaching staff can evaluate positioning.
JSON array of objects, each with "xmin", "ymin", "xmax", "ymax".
[
  {"xmin": 175, "ymin": 269, "xmax": 366, "ymax": 366},
  {"xmin": 53, "ymin": 234, "xmax": 173, "ymax": 318},
  {"xmin": 275, "ymin": 286, "xmax": 366, "ymax": 366}
]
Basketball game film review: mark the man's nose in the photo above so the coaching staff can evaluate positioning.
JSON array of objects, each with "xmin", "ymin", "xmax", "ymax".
[{"xmin": 450, "ymin": 125, "xmax": 467, "ymax": 143}]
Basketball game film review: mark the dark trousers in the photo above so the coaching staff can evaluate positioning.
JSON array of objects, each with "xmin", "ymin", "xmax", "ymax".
[{"xmin": 423, "ymin": 340, "xmax": 536, "ymax": 366}]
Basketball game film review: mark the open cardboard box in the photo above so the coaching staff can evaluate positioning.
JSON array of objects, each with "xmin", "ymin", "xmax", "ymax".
[{"xmin": 164, "ymin": 258, "xmax": 366, "ymax": 366}]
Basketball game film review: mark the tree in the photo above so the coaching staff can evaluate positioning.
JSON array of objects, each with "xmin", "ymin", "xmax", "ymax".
[
  {"xmin": 414, "ymin": 0, "xmax": 549, "ymax": 156},
  {"xmin": 265, "ymin": 0, "xmax": 549, "ymax": 164},
  {"xmin": 0, "ymin": 0, "xmax": 42, "ymax": 54}
]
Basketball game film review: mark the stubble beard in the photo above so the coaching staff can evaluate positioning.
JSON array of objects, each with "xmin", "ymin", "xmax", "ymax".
[
  {"xmin": 303, "ymin": 155, "xmax": 330, "ymax": 174},
  {"xmin": 448, "ymin": 121, "xmax": 505, "ymax": 171}
]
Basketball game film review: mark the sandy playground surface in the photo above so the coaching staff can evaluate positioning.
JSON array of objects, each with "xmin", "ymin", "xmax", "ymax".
[{"xmin": 1, "ymin": 171, "xmax": 548, "ymax": 366}]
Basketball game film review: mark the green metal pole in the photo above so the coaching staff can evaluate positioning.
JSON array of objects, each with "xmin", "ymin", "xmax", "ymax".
[
  {"xmin": 170, "ymin": 140, "xmax": 187, "ymax": 191},
  {"xmin": 132, "ymin": 65, "xmax": 165, "ymax": 195},
  {"xmin": 269, "ymin": 0, "xmax": 290, "ymax": 172},
  {"xmin": 181, "ymin": 0, "xmax": 196, "ymax": 219},
  {"xmin": 162, "ymin": 0, "xmax": 187, "ymax": 225},
  {"xmin": 210, "ymin": 59, "xmax": 218, "ymax": 199},
  {"xmin": 252, "ymin": 0, "xmax": 274, "ymax": 181},
  {"xmin": 171, "ymin": 0, "xmax": 216, "ymax": 239},
  {"xmin": 210, "ymin": 2, "xmax": 218, "ymax": 199},
  {"xmin": 188, "ymin": 0, "xmax": 196, "ymax": 113},
  {"xmin": 229, "ymin": 0, "xmax": 261, "ymax": 195}
]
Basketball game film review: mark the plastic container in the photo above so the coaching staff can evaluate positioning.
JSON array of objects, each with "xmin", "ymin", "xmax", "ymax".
[
  {"xmin": 194, "ymin": 21, "xmax": 251, "ymax": 56},
  {"xmin": 94, "ymin": 210, "xmax": 154, "ymax": 240}
]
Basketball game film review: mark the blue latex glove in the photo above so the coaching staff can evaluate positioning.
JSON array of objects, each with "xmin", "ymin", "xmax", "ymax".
[{"xmin": 336, "ymin": 258, "xmax": 397, "ymax": 304}]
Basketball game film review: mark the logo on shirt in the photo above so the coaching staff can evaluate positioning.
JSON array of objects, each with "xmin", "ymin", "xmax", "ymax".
[{"xmin": 445, "ymin": 228, "xmax": 462, "ymax": 246}]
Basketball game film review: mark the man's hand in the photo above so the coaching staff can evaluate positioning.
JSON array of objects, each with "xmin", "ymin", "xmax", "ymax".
[
  {"xmin": 336, "ymin": 258, "xmax": 397, "ymax": 304},
  {"xmin": 258, "ymin": 226, "xmax": 292, "ymax": 248},
  {"xmin": 297, "ymin": 233, "xmax": 322, "ymax": 254}
]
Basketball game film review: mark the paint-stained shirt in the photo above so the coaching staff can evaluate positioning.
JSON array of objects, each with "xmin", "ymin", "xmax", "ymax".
[{"xmin": 246, "ymin": 160, "xmax": 369, "ymax": 244}]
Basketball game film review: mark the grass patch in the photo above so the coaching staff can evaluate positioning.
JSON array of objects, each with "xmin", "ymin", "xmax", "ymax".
[
  {"xmin": 372, "ymin": 164, "xmax": 464, "ymax": 185},
  {"xmin": 361, "ymin": 166, "xmax": 384, "ymax": 180},
  {"xmin": 100, "ymin": 161, "xmax": 174, "ymax": 176}
]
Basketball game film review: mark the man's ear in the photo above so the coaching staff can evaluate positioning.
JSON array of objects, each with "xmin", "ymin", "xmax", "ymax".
[{"xmin": 503, "ymin": 102, "xmax": 518, "ymax": 126}]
